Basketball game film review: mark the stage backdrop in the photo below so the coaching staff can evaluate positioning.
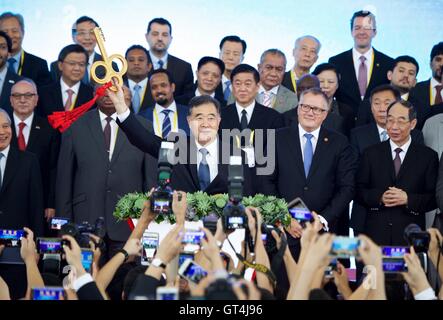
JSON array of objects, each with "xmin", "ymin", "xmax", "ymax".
[{"xmin": 2, "ymin": 0, "xmax": 443, "ymax": 81}]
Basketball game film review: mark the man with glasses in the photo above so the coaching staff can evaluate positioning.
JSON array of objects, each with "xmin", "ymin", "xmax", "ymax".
[
  {"xmin": 9, "ymin": 79, "xmax": 60, "ymax": 233},
  {"xmin": 38, "ymin": 44, "xmax": 93, "ymax": 116},
  {"xmin": 356, "ymin": 100, "xmax": 438, "ymax": 245},
  {"xmin": 329, "ymin": 10, "xmax": 394, "ymax": 122},
  {"xmin": 0, "ymin": 31, "xmax": 21, "ymax": 116}
]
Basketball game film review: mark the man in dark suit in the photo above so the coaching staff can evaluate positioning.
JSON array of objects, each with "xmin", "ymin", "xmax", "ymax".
[
  {"xmin": 356, "ymin": 100, "xmax": 439, "ymax": 245},
  {"xmin": 139, "ymin": 69, "xmax": 190, "ymax": 137},
  {"xmin": 111, "ymin": 86, "xmax": 253, "ymax": 196},
  {"xmin": 329, "ymin": 10, "xmax": 394, "ymax": 119},
  {"xmin": 176, "ymin": 56, "xmax": 226, "ymax": 107},
  {"xmin": 50, "ymin": 16, "xmax": 118, "ymax": 85},
  {"xmin": 282, "ymin": 35, "xmax": 321, "ymax": 94},
  {"xmin": 124, "ymin": 44, "xmax": 154, "ymax": 114},
  {"xmin": 0, "ymin": 31, "xmax": 21, "ymax": 116},
  {"xmin": 55, "ymin": 86, "xmax": 155, "ymax": 260},
  {"xmin": 38, "ymin": 44, "xmax": 94, "ymax": 116},
  {"xmin": 0, "ymin": 12, "xmax": 51, "ymax": 87},
  {"xmin": 409, "ymin": 42, "xmax": 443, "ymax": 128},
  {"xmin": 436, "ymin": 155, "xmax": 443, "ymax": 233},
  {"xmin": 10, "ymin": 79, "xmax": 60, "ymax": 232},
  {"xmin": 145, "ymin": 18, "xmax": 193, "ymax": 97}
]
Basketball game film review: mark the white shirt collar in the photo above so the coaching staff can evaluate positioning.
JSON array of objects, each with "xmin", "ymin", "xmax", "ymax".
[
  {"xmin": 298, "ymin": 123, "xmax": 321, "ymax": 141},
  {"xmin": 60, "ymin": 78, "xmax": 81, "ymax": 95},
  {"xmin": 98, "ymin": 109, "xmax": 117, "ymax": 122},
  {"xmin": 235, "ymin": 101, "xmax": 255, "ymax": 119},
  {"xmin": 222, "ymin": 74, "xmax": 230, "ymax": 84},
  {"xmin": 196, "ymin": 137, "xmax": 218, "ymax": 155},
  {"xmin": 195, "ymin": 88, "xmax": 215, "ymax": 98},
  {"xmin": 376, "ymin": 124, "xmax": 386, "ymax": 136},
  {"xmin": 128, "ymin": 78, "xmax": 148, "ymax": 91},
  {"xmin": 431, "ymin": 77, "xmax": 442, "ymax": 88},
  {"xmin": 155, "ymin": 101, "xmax": 177, "ymax": 114},
  {"xmin": 0, "ymin": 144, "xmax": 10, "ymax": 159},
  {"xmin": 352, "ymin": 47, "xmax": 373, "ymax": 62},
  {"xmin": 149, "ymin": 52, "xmax": 168, "ymax": 69},
  {"xmin": 258, "ymin": 84, "xmax": 279, "ymax": 95},
  {"xmin": 11, "ymin": 50, "xmax": 22, "ymax": 64},
  {"xmin": 13, "ymin": 112, "xmax": 34, "ymax": 128},
  {"xmin": 389, "ymin": 136, "xmax": 412, "ymax": 153},
  {"xmin": 88, "ymin": 52, "xmax": 95, "ymax": 66}
]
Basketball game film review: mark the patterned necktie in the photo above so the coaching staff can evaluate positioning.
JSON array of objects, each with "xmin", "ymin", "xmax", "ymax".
[
  {"xmin": 261, "ymin": 92, "xmax": 273, "ymax": 107},
  {"xmin": 158, "ymin": 60, "xmax": 164, "ymax": 69},
  {"xmin": 0, "ymin": 153, "xmax": 4, "ymax": 189},
  {"xmin": 132, "ymin": 84, "xmax": 142, "ymax": 113},
  {"xmin": 240, "ymin": 109, "xmax": 248, "ymax": 130},
  {"xmin": 198, "ymin": 148, "xmax": 210, "ymax": 190},
  {"xmin": 224, "ymin": 80, "xmax": 231, "ymax": 101},
  {"xmin": 64, "ymin": 89, "xmax": 74, "ymax": 111},
  {"xmin": 358, "ymin": 56, "xmax": 367, "ymax": 98},
  {"xmin": 393, "ymin": 148, "xmax": 402, "ymax": 177},
  {"xmin": 435, "ymin": 85, "xmax": 443, "ymax": 105},
  {"xmin": 7, "ymin": 57, "xmax": 17, "ymax": 74},
  {"xmin": 104, "ymin": 116, "xmax": 112, "ymax": 153},
  {"xmin": 303, "ymin": 133, "xmax": 314, "ymax": 177},
  {"xmin": 161, "ymin": 109, "xmax": 171, "ymax": 139},
  {"xmin": 17, "ymin": 122, "xmax": 26, "ymax": 151},
  {"xmin": 380, "ymin": 130, "xmax": 388, "ymax": 142}
]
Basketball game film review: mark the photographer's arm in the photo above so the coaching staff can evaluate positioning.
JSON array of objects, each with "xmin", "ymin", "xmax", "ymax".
[
  {"xmin": 128, "ymin": 197, "xmax": 156, "ymax": 241},
  {"xmin": 20, "ymin": 228, "xmax": 44, "ymax": 299},
  {"xmin": 270, "ymin": 228, "xmax": 298, "ymax": 285}
]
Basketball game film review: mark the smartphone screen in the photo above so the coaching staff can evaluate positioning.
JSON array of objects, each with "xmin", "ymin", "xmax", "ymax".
[
  {"xmin": 178, "ymin": 253, "xmax": 194, "ymax": 268},
  {"xmin": 382, "ymin": 246, "xmax": 410, "ymax": 258},
  {"xmin": 142, "ymin": 232, "xmax": 159, "ymax": 265},
  {"xmin": 181, "ymin": 230, "xmax": 204, "ymax": 245},
  {"xmin": 383, "ymin": 258, "xmax": 408, "ymax": 273},
  {"xmin": 50, "ymin": 217, "xmax": 70, "ymax": 230},
  {"xmin": 0, "ymin": 229, "xmax": 25, "ymax": 247},
  {"xmin": 179, "ymin": 259, "xmax": 208, "ymax": 284},
  {"xmin": 32, "ymin": 287, "xmax": 64, "ymax": 300},
  {"xmin": 153, "ymin": 199, "xmax": 170, "ymax": 215},
  {"xmin": 156, "ymin": 287, "xmax": 178, "ymax": 300},
  {"xmin": 227, "ymin": 216, "xmax": 245, "ymax": 229},
  {"xmin": 288, "ymin": 208, "xmax": 313, "ymax": 221},
  {"xmin": 81, "ymin": 250, "xmax": 94, "ymax": 273},
  {"xmin": 330, "ymin": 237, "xmax": 360, "ymax": 258},
  {"xmin": 37, "ymin": 238, "xmax": 63, "ymax": 254}
]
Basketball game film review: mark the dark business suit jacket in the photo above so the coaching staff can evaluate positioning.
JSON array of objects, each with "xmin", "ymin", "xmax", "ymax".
[
  {"xmin": 282, "ymin": 70, "xmax": 296, "ymax": 93},
  {"xmin": 0, "ymin": 147, "xmax": 44, "ymax": 236},
  {"xmin": 138, "ymin": 103, "xmax": 190, "ymax": 136},
  {"xmin": 0, "ymin": 69, "xmax": 22, "ymax": 116},
  {"xmin": 356, "ymin": 141, "xmax": 438, "ymax": 245},
  {"xmin": 117, "ymin": 112, "xmax": 253, "ymax": 196},
  {"xmin": 409, "ymin": 79, "xmax": 443, "ymax": 129},
  {"xmin": 123, "ymin": 78, "xmax": 155, "ymax": 115},
  {"xmin": 11, "ymin": 114, "xmax": 60, "ymax": 209},
  {"xmin": 349, "ymin": 124, "xmax": 424, "ymax": 234},
  {"xmin": 55, "ymin": 110, "xmax": 156, "ymax": 241},
  {"xmin": 37, "ymin": 81, "xmax": 94, "ymax": 116},
  {"xmin": 76, "ymin": 281, "xmax": 105, "ymax": 300},
  {"xmin": 175, "ymin": 83, "xmax": 227, "ymax": 108},
  {"xmin": 329, "ymin": 48, "xmax": 394, "ymax": 116},
  {"xmin": 163, "ymin": 53, "xmax": 194, "ymax": 97},
  {"xmin": 20, "ymin": 51, "xmax": 52, "ymax": 87}
]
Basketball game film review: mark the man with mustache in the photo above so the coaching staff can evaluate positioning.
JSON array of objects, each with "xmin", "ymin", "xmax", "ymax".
[{"xmin": 139, "ymin": 69, "xmax": 190, "ymax": 138}]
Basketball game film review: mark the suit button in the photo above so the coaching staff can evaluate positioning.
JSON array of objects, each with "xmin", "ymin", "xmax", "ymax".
[
  {"xmin": 108, "ymin": 170, "xmax": 112, "ymax": 174},
  {"xmin": 388, "ymin": 223, "xmax": 393, "ymax": 226},
  {"xmin": 304, "ymin": 186, "xmax": 308, "ymax": 191},
  {"xmin": 107, "ymin": 190, "xmax": 111, "ymax": 193},
  {"xmin": 0, "ymin": 211, "xmax": 2, "ymax": 214}
]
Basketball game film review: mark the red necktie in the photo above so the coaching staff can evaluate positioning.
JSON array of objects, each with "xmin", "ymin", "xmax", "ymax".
[
  {"xmin": 17, "ymin": 122, "xmax": 26, "ymax": 151},
  {"xmin": 435, "ymin": 85, "xmax": 443, "ymax": 105}
]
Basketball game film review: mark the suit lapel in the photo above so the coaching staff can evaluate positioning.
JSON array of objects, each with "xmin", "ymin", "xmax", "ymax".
[
  {"xmin": 186, "ymin": 139, "xmax": 200, "ymax": 189},
  {"xmin": 289, "ymin": 125, "xmax": 306, "ymax": 180},
  {"xmin": 368, "ymin": 123, "xmax": 382, "ymax": 145},
  {"xmin": 27, "ymin": 116, "xmax": 43, "ymax": 150},
  {"xmin": 110, "ymin": 125, "xmax": 126, "ymax": 165},
  {"xmin": 396, "ymin": 142, "xmax": 416, "ymax": 182},
  {"xmin": 344, "ymin": 49, "xmax": 361, "ymax": 101},
  {"xmin": 307, "ymin": 127, "xmax": 328, "ymax": 179},
  {"xmin": 86, "ymin": 110, "xmax": 109, "ymax": 163},
  {"xmin": 381, "ymin": 141, "xmax": 396, "ymax": 182},
  {"xmin": 54, "ymin": 82, "xmax": 64, "ymax": 111},
  {"xmin": 1, "ymin": 147, "xmax": 19, "ymax": 192},
  {"xmin": 248, "ymin": 103, "xmax": 263, "ymax": 129}
]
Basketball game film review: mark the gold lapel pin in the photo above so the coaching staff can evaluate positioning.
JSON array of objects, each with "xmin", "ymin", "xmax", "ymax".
[{"xmin": 324, "ymin": 137, "xmax": 329, "ymax": 142}]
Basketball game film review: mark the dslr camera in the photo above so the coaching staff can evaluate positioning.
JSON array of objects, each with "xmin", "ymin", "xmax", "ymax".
[
  {"xmin": 150, "ymin": 142, "xmax": 174, "ymax": 215},
  {"xmin": 404, "ymin": 224, "xmax": 430, "ymax": 253},
  {"xmin": 222, "ymin": 156, "xmax": 247, "ymax": 231},
  {"xmin": 60, "ymin": 217, "xmax": 105, "ymax": 248}
]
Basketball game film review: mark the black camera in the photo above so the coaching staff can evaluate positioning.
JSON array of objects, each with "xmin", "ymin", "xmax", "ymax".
[
  {"xmin": 203, "ymin": 213, "xmax": 219, "ymax": 235},
  {"xmin": 261, "ymin": 224, "xmax": 282, "ymax": 255},
  {"xmin": 60, "ymin": 217, "xmax": 105, "ymax": 248},
  {"xmin": 404, "ymin": 224, "xmax": 430, "ymax": 253},
  {"xmin": 150, "ymin": 142, "xmax": 174, "ymax": 215},
  {"xmin": 222, "ymin": 156, "xmax": 247, "ymax": 231}
]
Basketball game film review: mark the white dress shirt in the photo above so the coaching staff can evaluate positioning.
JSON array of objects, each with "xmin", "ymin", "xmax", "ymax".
[
  {"xmin": 298, "ymin": 124, "xmax": 320, "ymax": 160},
  {"xmin": 0, "ymin": 145, "xmax": 10, "ymax": 185},
  {"xmin": 376, "ymin": 124, "xmax": 387, "ymax": 142},
  {"xmin": 149, "ymin": 52, "xmax": 168, "ymax": 70},
  {"xmin": 153, "ymin": 102, "xmax": 178, "ymax": 137},
  {"xmin": 99, "ymin": 110, "xmax": 118, "ymax": 161},
  {"xmin": 196, "ymin": 138, "xmax": 219, "ymax": 183},
  {"xmin": 389, "ymin": 136, "xmax": 412, "ymax": 163},
  {"xmin": 87, "ymin": 53, "xmax": 95, "ymax": 80},
  {"xmin": 60, "ymin": 78, "xmax": 81, "ymax": 107},
  {"xmin": 431, "ymin": 77, "xmax": 443, "ymax": 105},
  {"xmin": 352, "ymin": 47, "xmax": 374, "ymax": 98},
  {"xmin": 0, "ymin": 65, "xmax": 7, "ymax": 95},
  {"xmin": 235, "ymin": 101, "xmax": 255, "ymax": 124},
  {"xmin": 258, "ymin": 84, "xmax": 279, "ymax": 106},
  {"xmin": 195, "ymin": 88, "xmax": 215, "ymax": 98},
  {"xmin": 13, "ymin": 113, "xmax": 34, "ymax": 145}
]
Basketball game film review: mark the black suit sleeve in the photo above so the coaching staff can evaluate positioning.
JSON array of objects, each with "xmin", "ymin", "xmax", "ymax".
[
  {"xmin": 76, "ymin": 281, "xmax": 105, "ymax": 300},
  {"xmin": 182, "ymin": 64, "xmax": 194, "ymax": 96},
  {"xmin": 128, "ymin": 274, "xmax": 163, "ymax": 299},
  {"xmin": 28, "ymin": 154, "xmax": 45, "ymax": 237},
  {"xmin": 47, "ymin": 130, "xmax": 61, "ymax": 208},
  {"xmin": 437, "ymin": 155, "xmax": 443, "ymax": 213},
  {"xmin": 356, "ymin": 150, "xmax": 386, "ymax": 208},
  {"xmin": 117, "ymin": 113, "xmax": 162, "ymax": 158},
  {"xmin": 258, "ymin": 141, "xmax": 279, "ymax": 196}
]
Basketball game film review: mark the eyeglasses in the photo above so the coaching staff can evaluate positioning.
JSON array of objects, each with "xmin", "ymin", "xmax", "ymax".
[
  {"xmin": 353, "ymin": 25, "xmax": 375, "ymax": 31},
  {"xmin": 63, "ymin": 61, "xmax": 87, "ymax": 68},
  {"xmin": 11, "ymin": 93, "xmax": 36, "ymax": 100},
  {"xmin": 299, "ymin": 104, "xmax": 327, "ymax": 115},
  {"xmin": 74, "ymin": 30, "xmax": 95, "ymax": 38},
  {"xmin": 386, "ymin": 117, "xmax": 410, "ymax": 127}
]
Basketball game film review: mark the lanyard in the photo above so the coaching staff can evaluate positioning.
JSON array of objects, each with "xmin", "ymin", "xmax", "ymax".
[
  {"xmin": 153, "ymin": 108, "xmax": 178, "ymax": 138},
  {"xmin": 17, "ymin": 51, "xmax": 25, "ymax": 76},
  {"xmin": 68, "ymin": 95, "xmax": 78, "ymax": 111},
  {"xmin": 290, "ymin": 69, "xmax": 297, "ymax": 93},
  {"xmin": 367, "ymin": 50, "xmax": 375, "ymax": 85}
]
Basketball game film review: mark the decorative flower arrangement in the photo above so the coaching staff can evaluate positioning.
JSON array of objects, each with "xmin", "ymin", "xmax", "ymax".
[{"xmin": 113, "ymin": 192, "xmax": 291, "ymax": 227}]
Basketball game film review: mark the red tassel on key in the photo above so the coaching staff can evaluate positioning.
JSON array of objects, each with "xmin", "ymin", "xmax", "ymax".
[{"xmin": 48, "ymin": 82, "xmax": 113, "ymax": 133}]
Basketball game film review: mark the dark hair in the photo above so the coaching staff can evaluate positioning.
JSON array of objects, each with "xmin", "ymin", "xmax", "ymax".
[
  {"xmin": 312, "ymin": 62, "xmax": 341, "ymax": 80},
  {"xmin": 219, "ymin": 35, "xmax": 247, "ymax": 54},
  {"xmin": 197, "ymin": 56, "xmax": 225, "ymax": 74},
  {"xmin": 74, "ymin": 16, "xmax": 99, "ymax": 28},
  {"xmin": 147, "ymin": 18, "xmax": 172, "ymax": 35},
  {"xmin": 299, "ymin": 86, "xmax": 329, "ymax": 106},
  {"xmin": 122, "ymin": 265, "xmax": 148, "ymax": 300},
  {"xmin": 0, "ymin": 30, "xmax": 12, "ymax": 53},
  {"xmin": 350, "ymin": 10, "xmax": 376, "ymax": 30},
  {"xmin": 430, "ymin": 42, "xmax": 443, "ymax": 61},
  {"xmin": 0, "ymin": 12, "xmax": 25, "ymax": 33},
  {"xmin": 230, "ymin": 64, "xmax": 259, "ymax": 83},
  {"xmin": 369, "ymin": 84, "xmax": 401, "ymax": 104},
  {"xmin": 391, "ymin": 55, "xmax": 419, "ymax": 75},
  {"xmin": 387, "ymin": 99, "xmax": 417, "ymax": 121},
  {"xmin": 149, "ymin": 68, "xmax": 175, "ymax": 84},
  {"xmin": 58, "ymin": 44, "xmax": 88, "ymax": 63},
  {"xmin": 188, "ymin": 95, "xmax": 221, "ymax": 116},
  {"xmin": 296, "ymin": 74, "xmax": 321, "ymax": 91},
  {"xmin": 125, "ymin": 44, "xmax": 151, "ymax": 63}
]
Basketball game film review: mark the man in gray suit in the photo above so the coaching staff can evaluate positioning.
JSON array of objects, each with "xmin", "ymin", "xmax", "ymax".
[
  {"xmin": 423, "ymin": 113, "xmax": 443, "ymax": 160},
  {"xmin": 55, "ymin": 86, "xmax": 156, "ymax": 260},
  {"xmin": 256, "ymin": 49, "xmax": 298, "ymax": 113}
]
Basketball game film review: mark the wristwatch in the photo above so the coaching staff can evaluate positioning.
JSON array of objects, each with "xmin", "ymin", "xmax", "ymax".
[
  {"xmin": 151, "ymin": 258, "xmax": 167, "ymax": 269},
  {"xmin": 117, "ymin": 248, "xmax": 129, "ymax": 262}
]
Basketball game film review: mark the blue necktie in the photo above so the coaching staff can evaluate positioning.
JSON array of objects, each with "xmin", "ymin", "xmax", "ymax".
[
  {"xmin": 380, "ymin": 130, "xmax": 388, "ymax": 142},
  {"xmin": 303, "ymin": 133, "xmax": 314, "ymax": 177},
  {"xmin": 158, "ymin": 60, "xmax": 164, "ymax": 70},
  {"xmin": 224, "ymin": 80, "xmax": 231, "ymax": 101},
  {"xmin": 161, "ymin": 109, "xmax": 171, "ymax": 139},
  {"xmin": 198, "ymin": 148, "xmax": 210, "ymax": 190},
  {"xmin": 8, "ymin": 58, "xmax": 17, "ymax": 74},
  {"xmin": 132, "ymin": 84, "xmax": 141, "ymax": 113}
]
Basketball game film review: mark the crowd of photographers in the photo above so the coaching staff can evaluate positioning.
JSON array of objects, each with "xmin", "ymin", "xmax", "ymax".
[{"xmin": 0, "ymin": 190, "xmax": 442, "ymax": 301}]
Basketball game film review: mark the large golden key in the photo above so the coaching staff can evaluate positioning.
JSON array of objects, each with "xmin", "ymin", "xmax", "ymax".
[{"xmin": 90, "ymin": 27, "xmax": 127, "ymax": 91}]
